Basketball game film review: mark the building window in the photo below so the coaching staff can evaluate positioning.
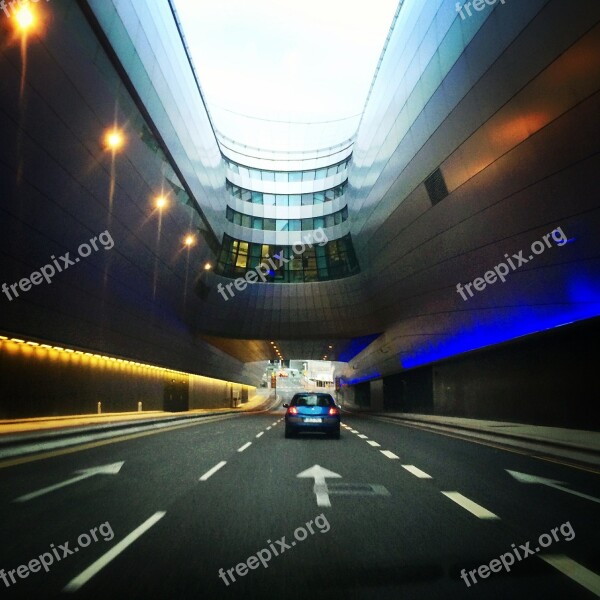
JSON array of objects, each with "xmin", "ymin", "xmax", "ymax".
[
  {"xmin": 227, "ymin": 179, "xmax": 347, "ymax": 206},
  {"xmin": 225, "ymin": 156, "xmax": 350, "ymax": 182},
  {"xmin": 216, "ymin": 234, "xmax": 360, "ymax": 282},
  {"xmin": 226, "ymin": 205, "xmax": 349, "ymax": 230}
]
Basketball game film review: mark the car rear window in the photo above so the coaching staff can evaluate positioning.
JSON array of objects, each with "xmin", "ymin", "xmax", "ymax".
[{"xmin": 292, "ymin": 394, "xmax": 333, "ymax": 407}]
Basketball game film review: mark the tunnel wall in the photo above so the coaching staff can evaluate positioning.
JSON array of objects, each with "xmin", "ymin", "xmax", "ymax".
[
  {"xmin": 429, "ymin": 318, "xmax": 600, "ymax": 429},
  {"xmin": 189, "ymin": 377, "xmax": 253, "ymax": 410},
  {"xmin": 0, "ymin": 1, "xmax": 265, "ymax": 387},
  {"xmin": 344, "ymin": 318, "xmax": 600, "ymax": 430},
  {"xmin": 0, "ymin": 337, "xmax": 255, "ymax": 418}
]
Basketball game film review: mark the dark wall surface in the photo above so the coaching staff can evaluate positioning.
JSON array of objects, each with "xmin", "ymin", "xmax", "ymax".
[
  {"xmin": 431, "ymin": 317, "xmax": 600, "ymax": 430},
  {"xmin": 346, "ymin": 317, "xmax": 600, "ymax": 430},
  {"xmin": 0, "ymin": 338, "xmax": 255, "ymax": 418}
]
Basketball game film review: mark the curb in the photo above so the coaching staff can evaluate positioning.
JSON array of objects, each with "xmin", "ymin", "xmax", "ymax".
[{"xmin": 0, "ymin": 411, "xmax": 240, "ymax": 448}]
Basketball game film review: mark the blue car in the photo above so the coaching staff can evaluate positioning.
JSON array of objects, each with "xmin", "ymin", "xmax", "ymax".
[{"xmin": 284, "ymin": 393, "xmax": 341, "ymax": 439}]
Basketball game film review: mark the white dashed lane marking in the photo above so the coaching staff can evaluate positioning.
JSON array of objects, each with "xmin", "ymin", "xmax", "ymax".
[
  {"xmin": 539, "ymin": 555, "xmax": 600, "ymax": 597},
  {"xmin": 380, "ymin": 450, "xmax": 399, "ymax": 460},
  {"xmin": 401, "ymin": 465, "xmax": 432, "ymax": 479},
  {"xmin": 441, "ymin": 492, "xmax": 499, "ymax": 520},
  {"xmin": 237, "ymin": 442, "xmax": 252, "ymax": 453},
  {"xmin": 64, "ymin": 512, "xmax": 166, "ymax": 592},
  {"xmin": 199, "ymin": 461, "xmax": 227, "ymax": 482}
]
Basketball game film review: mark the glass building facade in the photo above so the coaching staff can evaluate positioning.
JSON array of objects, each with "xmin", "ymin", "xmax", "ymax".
[
  {"xmin": 225, "ymin": 156, "xmax": 351, "ymax": 182},
  {"xmin": 216, "ymin": 234, "xmax": 359, "ymax": 283},
  {"xmin": 226, "ymin": 179, "xmax": 347, "ymax": 206},
  {"xmin": 218, "ymin": 150, "xmax": 360, "ymax": 283}
]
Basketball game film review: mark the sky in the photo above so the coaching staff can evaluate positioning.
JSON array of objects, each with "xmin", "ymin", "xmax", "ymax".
[{"xmin": 173, "ymin": 0, "xmax": 399, "ymax": 152}]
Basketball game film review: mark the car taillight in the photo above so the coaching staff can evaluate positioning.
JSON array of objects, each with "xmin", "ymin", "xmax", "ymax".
[
  {"xmin": 288, "ymin": 406, "xmax": 298, "ymax": 415},
  {"xmin": 328, "ymin": 407, "xmax": 339, "ymax": 416}
]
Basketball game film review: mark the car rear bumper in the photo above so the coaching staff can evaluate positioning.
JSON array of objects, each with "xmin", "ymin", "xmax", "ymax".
[{"xmin": 285, "ymin": 415, "xmax": 340, "ymax": 431}]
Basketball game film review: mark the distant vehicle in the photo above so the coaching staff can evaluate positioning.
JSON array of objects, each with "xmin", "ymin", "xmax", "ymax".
[{"xmin": 283, "ymin": 393, "xmax": 340, "ymax": 439}]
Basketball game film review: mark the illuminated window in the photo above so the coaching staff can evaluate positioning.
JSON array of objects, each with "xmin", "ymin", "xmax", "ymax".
[{"xmin": 216, "ymin": 234, "xmax": 359, "ymax": 282}]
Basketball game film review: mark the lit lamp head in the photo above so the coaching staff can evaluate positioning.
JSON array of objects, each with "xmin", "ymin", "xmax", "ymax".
[
  {"xmin": 104, "ymin": 129, "xmax": 124, "ymax": 152},
  {"xmin": 155, "ymin": 196, "xmax": 168, "ymax": 210},
  {"xmin": 15, "ymin": 6, "xmax": 35, "ymax": 32}
]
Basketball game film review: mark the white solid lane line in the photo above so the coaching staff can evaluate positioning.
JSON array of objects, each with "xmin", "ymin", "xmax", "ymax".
[
  {"xmin": 237, "ymin": 442, "xmax": 252, "ymax": 453},
  {"xmin": 380, "ymin": 450, "xmax": 399, "ymax": 459},
  {"xmin": 199, "ymin": 461, "xmax": 227, "ymax": 481},
  {"xmin": 540, "ymin": 555, "xmax": 600, "ymax": 597},
  {"xmin": 441, "ymin": 492, "xmax": 499, "ymax": 520},
  {"xmin": 63, "ymin": 511, "xmax": 166, "ymax": 592},
  {"xmin": 357, "ymin": 434, "xmax": 368, "ymax": 439},
  {"xmin": 402, "ymin": 465, "xmax": 432, "ymax": 479},
  {"xmin": 256, "ymin": 432, "xmax": 264, "ymax": 438},
  {"xmin": 366, "ymin": 440, "xmax": 381, "ymax": 447}
]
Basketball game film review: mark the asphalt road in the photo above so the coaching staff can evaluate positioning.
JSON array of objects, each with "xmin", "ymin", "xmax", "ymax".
[{"xmin": 0, "ymin": 393, "xmax": 599, "ymax": 600}]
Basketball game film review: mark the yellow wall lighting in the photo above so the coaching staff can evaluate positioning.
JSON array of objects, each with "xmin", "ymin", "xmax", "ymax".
[{"xmin": 0, "ymin": 334, "xmax": 250, "ymax": 389}]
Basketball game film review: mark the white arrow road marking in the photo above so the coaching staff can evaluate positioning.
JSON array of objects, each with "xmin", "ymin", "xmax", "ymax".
[
  {"xmin": 297, "ymin": 465, "xmax": 342, "ymax": 507},
  {"xmin": 441, "ymin": 492, "xmax": 500, "ymax": 519},
  {"xmin": 506, "ymin": 470, "xmax": 600, "ymax": 505},
  {"xmin": 540, "ymin": 554, "xmax": 600, "ymax": 597},
  {"xmin": 14, "ymin": 462, "xmax": 124, "ymax": 503},
  {"xmin": 63, "ymin": 511, "xmax": 166, "ymax": 593}
]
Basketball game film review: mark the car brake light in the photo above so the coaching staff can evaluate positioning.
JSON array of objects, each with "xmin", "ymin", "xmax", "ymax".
[
  {"xmin": 328, "ymin": 407, "xmax": 339, "ymax": 415},
  {"xmin": 288, "ymin": 406, "xmax": 298, "ymax": 415}
]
